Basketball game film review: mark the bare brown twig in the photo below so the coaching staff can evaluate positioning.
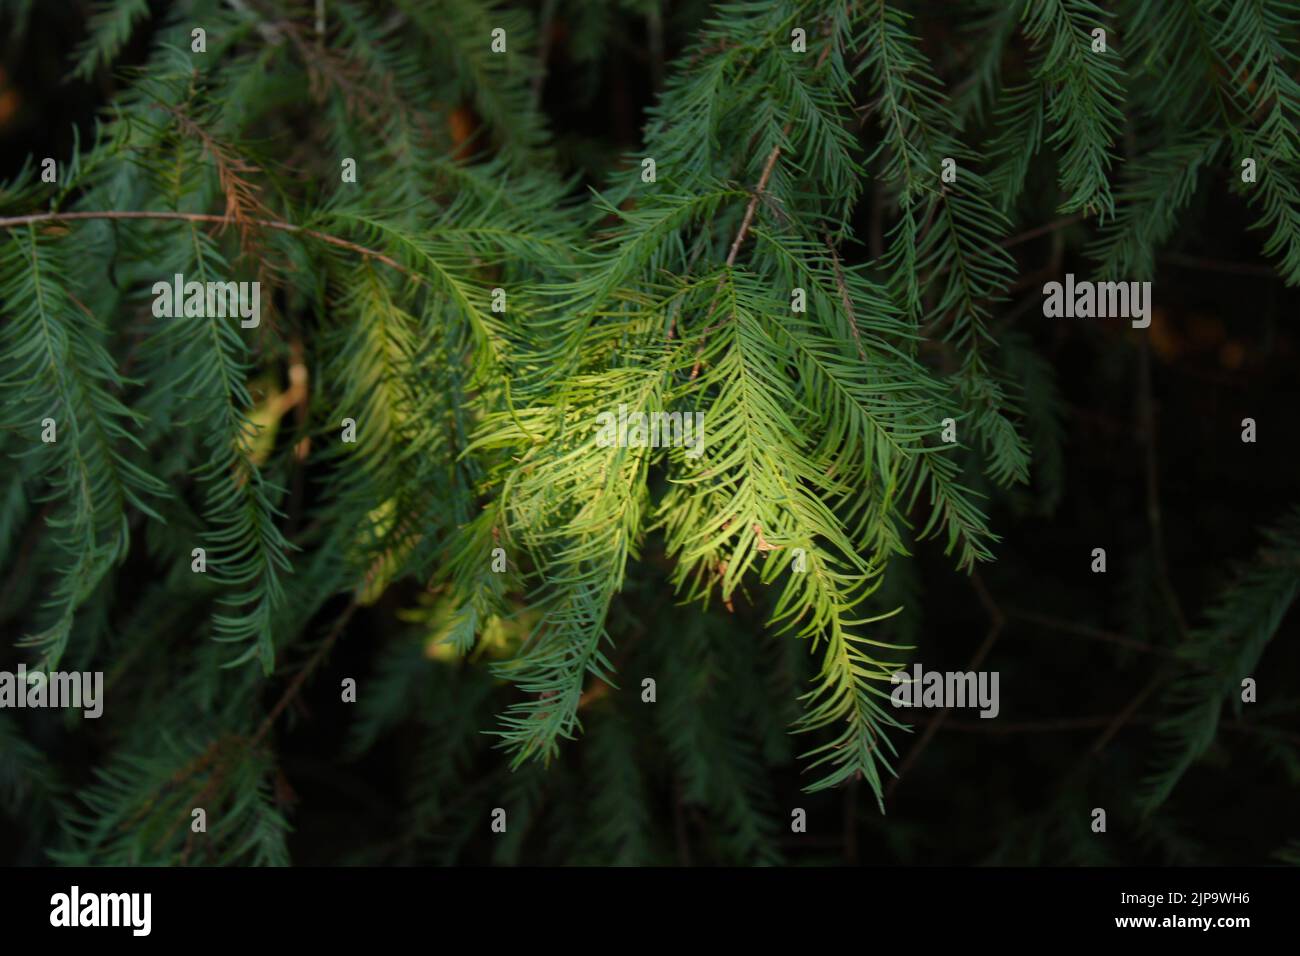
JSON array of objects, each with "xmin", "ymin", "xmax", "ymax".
[
  {"xmin": 825, "ymin": 234, "xmax": 867, "ymax": 361},
  {"xmin": 0, "ymin": 210, "xmax": 420, "ymax": 283},
  {"xmin": 1004, "ymin": 605, "xmax": 1176, "ymax": 657},
  {"xmin": 1137, "ymin": 338, "xmax": 1192, "ymax": 641},
  {"xmin": 250, "ymin": 600, "xmax": 360, "ymax": 750}
]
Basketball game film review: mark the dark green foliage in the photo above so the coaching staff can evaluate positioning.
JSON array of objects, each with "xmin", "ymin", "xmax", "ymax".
[
  {"xmin": 0, "ymin": 0, "xmax": 1297, "ymax": 866},
  {"xmin": 1142, "ymin": 505, "xmax": 1300, "ymax": 812}
]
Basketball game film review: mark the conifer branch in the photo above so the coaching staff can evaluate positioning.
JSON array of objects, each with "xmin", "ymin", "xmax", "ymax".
[
  {"xmin": 4, "ymin": 0, "xmax": 1297, "ymax": 864},
  {"xmin": 726, "ymin": 144, "xmax": 783, "ymax": 267},
  {"xmin": 0, "ymin": 210, "xmax": 415, "ymax": 279}
]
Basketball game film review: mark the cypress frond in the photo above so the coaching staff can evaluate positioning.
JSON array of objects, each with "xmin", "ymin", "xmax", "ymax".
[{"xmin": 1142, "ymin": 505, "xmax": 1300, "ymax": 812}]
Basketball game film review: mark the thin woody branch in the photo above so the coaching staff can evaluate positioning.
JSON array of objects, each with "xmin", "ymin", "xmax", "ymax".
[{"xmin": 0, "ymin": 210, "xmax": 421, "ymax": 283}]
